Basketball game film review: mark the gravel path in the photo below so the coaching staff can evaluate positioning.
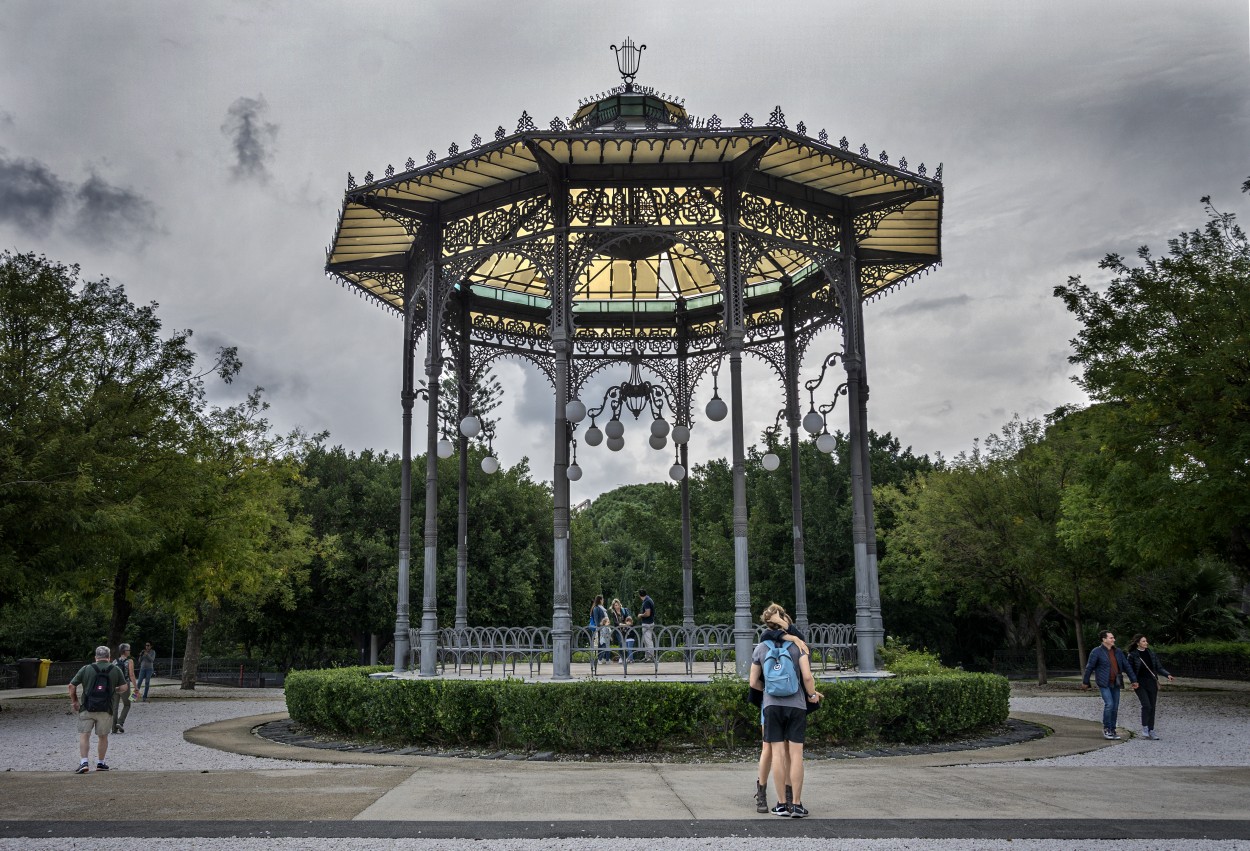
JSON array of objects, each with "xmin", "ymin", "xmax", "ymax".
[
  {"xmin": 0, "ymin": 685, "xmax": 367, "ymax": 772},
  {"xmin": 988, "ymin": 683, "xmax": 1250, "ymax": 767}
]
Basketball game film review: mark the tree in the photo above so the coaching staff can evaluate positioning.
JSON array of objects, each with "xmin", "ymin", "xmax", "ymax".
[
  {"xmin": 0, "ymin": 251, "xmax": 239, "ymax": 649},
  {"xmin": 140, "ymin": 391, "xmax": 316, "ymax": 688},
  {"xmin": 1053, "ymin": 187, "xmax": 1250, "ymax": 580},
  {"xmin": 878, "ymin": 417, "xmax": 1095, "ymax": 683}
]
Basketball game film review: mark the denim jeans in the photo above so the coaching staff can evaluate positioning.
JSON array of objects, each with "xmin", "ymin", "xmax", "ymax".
[
  {"xmin": 136, "ymin": 669, "xmax": 153, "ymax": 699},
  {"xmin": 1098, "ymin": 685, "xmax": 1121, "ymax": 730}
]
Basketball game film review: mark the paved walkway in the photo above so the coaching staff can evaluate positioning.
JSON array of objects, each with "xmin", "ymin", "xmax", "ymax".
[{"xmin": 0, "ymin": 676, "xmax": 1247, "ymax": 846}]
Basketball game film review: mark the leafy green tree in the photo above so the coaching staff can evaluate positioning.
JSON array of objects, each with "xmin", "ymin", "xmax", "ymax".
[
  {"xmin": 434, "ymin": 449, "xmax": 554, "ymax": 627},
  {"xmin": 139, "ymin": 391, "xmax": 317, "ymax": 688},
  {"xmin": 879, "ymin": 418, "xmax": 1083, "ymax": 683},
  {"xmin": 1053, "ymin": 188, "xmax": 1250, "ymax": 580},
  {"xmin": 0, "ymin": 251, "xmax": 239, "ymax": 650}
]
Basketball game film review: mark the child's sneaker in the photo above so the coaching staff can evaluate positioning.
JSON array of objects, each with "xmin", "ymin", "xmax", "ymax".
[
  {"xmin": 789, "ymin": 803, "xmax": 809, "ymax": 819},
  {"xmin": 770, "ymin": 803, "xmax": 791, "ymax": 817}
]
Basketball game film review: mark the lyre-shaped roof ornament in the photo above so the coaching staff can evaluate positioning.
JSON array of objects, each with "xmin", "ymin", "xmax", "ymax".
[{"xmin": 610, "ymin": 37, "xmax": 646, "ymax": 91}]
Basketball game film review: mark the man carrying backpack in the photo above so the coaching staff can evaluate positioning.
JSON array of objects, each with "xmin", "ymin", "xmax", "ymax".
[
  {"xmin": 67, "ymin": 645, "xmax": 128, "ymax": 773},
  {"xmin": 749, "ymin": 604, "xmax": 823, "ymax": 818}
]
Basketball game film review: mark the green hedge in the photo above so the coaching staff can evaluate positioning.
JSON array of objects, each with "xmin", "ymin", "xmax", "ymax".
[
  {"xmin": 1158, "ymin": 640, "xmax": 1250, "ymax": 681},
  {"xmin": 285, "ymin": 668, "xmax": 1009, "ymax": 752}
]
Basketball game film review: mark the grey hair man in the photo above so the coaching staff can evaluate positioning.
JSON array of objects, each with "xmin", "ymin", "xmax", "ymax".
[{"xmin": 67, "ymin": 645, "xmax": 127, "ymax": 773}]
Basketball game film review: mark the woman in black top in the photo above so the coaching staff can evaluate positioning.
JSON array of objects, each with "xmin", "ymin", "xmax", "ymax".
[{"xmin": 1127, "ymin": 633, "xmax": 1174, "ymax": 740}]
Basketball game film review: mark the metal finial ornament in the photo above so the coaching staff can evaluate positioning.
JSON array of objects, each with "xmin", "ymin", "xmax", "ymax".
[{"xmin": 610, "ymin": 37, "xmax": 646, "ymax": 91}]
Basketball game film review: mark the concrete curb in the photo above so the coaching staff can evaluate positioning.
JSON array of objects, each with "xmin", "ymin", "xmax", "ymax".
[{"xmin": 184, "ymin": 710, "xmax": 1122, "ymax": 768}]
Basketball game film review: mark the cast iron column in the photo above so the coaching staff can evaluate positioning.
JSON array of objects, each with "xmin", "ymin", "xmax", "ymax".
[
  {"xmin": 393, "ymin": 296, "xmax": 417, "ymax": 674},
  {"xmin": 419, "ymin": 248, "xmax": 444, "ymax": 677},
  {"xmin": 856, "ymin": 336, "xmax": 884, "ymax": 646},
  {"xmin": 783, "ymin": 290, "xmax": 809, "ymax": 633},
  {"xmin": 550, "ymin": 180, "xmax": 573, "ymax": 680},
  {"xmin": 725, "ymin": 186, "xmax": 753, "ymax": 676},
  {"xmin": 680, "ymin": 440, "xmax": 694, "ymax": 629},
  {"xmin": 455, "ymin": 302, "xmax": 471, "ymax": 634},
  {"xmin": 839, "ymin": 220, "xmax": 878, "ymax": 673}
]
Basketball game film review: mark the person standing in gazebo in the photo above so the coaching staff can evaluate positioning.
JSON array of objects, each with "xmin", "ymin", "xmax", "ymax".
[{"xmin": 637, "ymin": 589, "xmax": 656, "ymax": 663}]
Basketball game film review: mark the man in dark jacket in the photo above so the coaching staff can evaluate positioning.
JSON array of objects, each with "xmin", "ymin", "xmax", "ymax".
[{"xmin": 1081, "ymin": 630, "xmax": 1139, "ymax": 740}]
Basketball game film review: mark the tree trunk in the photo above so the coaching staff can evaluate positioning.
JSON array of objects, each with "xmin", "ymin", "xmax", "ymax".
[
  {"xmin": 107, "ymin": 564, "xmax": 132, "ymax": 653},
  {"xmin": 180, "ymin": 602, "xmax": 219, "ymax": 690},
  {"xmin": 181, "ymin": 620, "xmax": 203, "ymax": 690},
  {"xmin": 1032, "ymin": 612, "xmax": 1048, "ymax": 686},
  {"xmin": 1073, "ymin": 584, "xmax": 1087, "ymax": 672}
]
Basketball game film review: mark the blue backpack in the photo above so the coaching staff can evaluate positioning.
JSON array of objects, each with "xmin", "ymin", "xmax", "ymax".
[{"xmin": 763, "ymin": 640, "xmax": 800, "ymax": 697}]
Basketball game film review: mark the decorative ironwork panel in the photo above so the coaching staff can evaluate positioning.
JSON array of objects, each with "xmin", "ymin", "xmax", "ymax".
[
  {"xmin": 568, "ymin": 186, "xmax": 723, "ymax": 228},
  {"xmin": 443, "ymin": 196, "xmax": 554, "ymax": 258},
  {"xmin": 745, "ymin": 339, "xmax": 787, "ymax": 384},
  {"xmin": 471, "ymin": 348, "xmax": 555, "ymax": 391},
  {"xmin": 739, "ymin": 193, "xmax": 840, "ymax": 252},
  {"xmin": 470, "ymin": 312, "xmax": 550, "ymax": 351},
  {"xmin": 853, "ymin": 199, "xmax": 917, "ymax": 242}
]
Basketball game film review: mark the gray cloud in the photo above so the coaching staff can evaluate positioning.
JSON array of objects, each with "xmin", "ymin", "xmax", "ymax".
[
  {"xmin": 72, "ymin": 174, "xmax": 159, "ymax": 248},
  {"xmin": 0, "ymin": 151, "xmax": 70, "ymax": 234},
  {"xmin": 883, "ymin": 294, "xmax": 972, "ymax": 318},
  {"xmin": 221, "ymin": 95, "xmax": 278, "ymax": 182}
]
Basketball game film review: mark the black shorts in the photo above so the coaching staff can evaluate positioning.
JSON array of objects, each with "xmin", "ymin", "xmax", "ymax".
[{"xmin": 762, "ymin": 705, "xmax": 807, "ymax": 744}]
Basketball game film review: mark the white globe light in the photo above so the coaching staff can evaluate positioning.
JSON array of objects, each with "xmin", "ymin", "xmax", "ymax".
[
  {"xmin": 762, "ymin": 452, "xmax": 780, "ymax": 471},
  {"xmin": 606, "ymin": 435, "xmax": 625, "ymax": 452},
  {"xmin": 706, "ymin": 397, "xmax": 728, "ymax": 421},
  {"xmin": 565, "ymin": 399, "xmax": 587, "ymax": 423},
  {"xmin": 459, "ymin": 415, "xmax": 481, "ymax": 438},
  {"xmin": 817, "ymin": 432, "xmax": 837, "ymax": 454},
  {"xmin": 650, "ymin": 417, "xmax": 670, "ymax": 438},
  {"xmin": 604, "ymin": 419, "xmax": 625, "ymax": 439},
  {"xmin": 480, "ymin": 455, "xmax": 499, "ymax": 474},
  {"xmin": 669, "ymin": 464, "xmax": 686, "ymax": 481},
  {"xmin": 671, "ymin": 424, "xmax": 690, "ymax": 444},
  {"xmin": 802, "ymin": 410, "xmax": 825, "ymax": 435},
  {"xmin": 436, "ymin": 438, "xmax": 454, "ymax": 459},
  {"xmin": 584, "ymin": 425, "xmax": 603, "ymax": 446},
  {"xmin": 566, "ymin": 462, "xmax": 583, "ymax": 481},
  {"xmin": 648, "ymin": 434, "xmax": 667, "ymax": 450}
]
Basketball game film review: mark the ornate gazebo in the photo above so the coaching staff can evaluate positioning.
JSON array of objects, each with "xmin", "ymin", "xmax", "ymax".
[{"xmin": 324, "ymin": 40, "xmax": 943, "ymax": 679}]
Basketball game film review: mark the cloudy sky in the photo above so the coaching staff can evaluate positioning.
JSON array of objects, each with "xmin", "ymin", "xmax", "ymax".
[{"xmin": 2, "ymin": 1, "xmax": 1247, "ymax": 499}]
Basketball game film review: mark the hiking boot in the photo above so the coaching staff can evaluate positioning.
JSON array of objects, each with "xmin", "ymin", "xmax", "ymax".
[
  {"xmin": 95, "ymin": 762, "xmax": 110, "ymax": 771},
  {"xmin": 770, "ymin": 803, "xmax": 791, "ymax": 817},
  {"xmin": 74, "ymin": 763, "xmax": 89, "ymax": 774},
  {"xmin": 754, "ymin": 781, "xmax": 768, "ymax": 814},
  {"xmin": 790, "ymin": 803, "xmax": 809, "ymax": 819}
]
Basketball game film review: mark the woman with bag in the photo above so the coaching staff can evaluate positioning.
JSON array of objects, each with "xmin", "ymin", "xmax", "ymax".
[
  {"xmin": 1127, "ymin": 634, "xmax": 1174, "ymax": 740},
  {"xmin": 589, "ymin": 596, "xmax": 611, "ymax": 662}
]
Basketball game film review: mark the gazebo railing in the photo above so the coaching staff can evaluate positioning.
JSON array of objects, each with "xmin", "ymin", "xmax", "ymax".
[{"xmin": 410, "ymin": 623, "xmax": 855, "ymax": 677}]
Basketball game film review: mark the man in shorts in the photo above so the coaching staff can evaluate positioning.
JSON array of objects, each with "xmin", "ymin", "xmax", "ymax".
[
  {"xmin": 750, "ymin": 619, "xmax": 823, "ymax": 817},
  {"xmin": 67, "ymin": 645, "xmax": 128, "ymax": 773}
]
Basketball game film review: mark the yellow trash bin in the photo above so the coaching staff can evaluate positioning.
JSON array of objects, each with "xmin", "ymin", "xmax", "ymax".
[{"xmin": 36, "ymin": 659, "xmax": 51, "ymax": 688}]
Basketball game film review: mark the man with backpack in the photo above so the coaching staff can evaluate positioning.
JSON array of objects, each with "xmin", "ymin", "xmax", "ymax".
[
  {"xmin": 67, "ymin": 645, "xmax": 128, "ymax": 773},
  {"xmin": 749, "ymin": 604, "xmax": 823, "ymax": 818}
]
